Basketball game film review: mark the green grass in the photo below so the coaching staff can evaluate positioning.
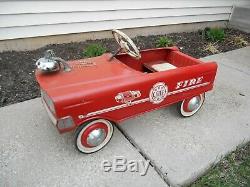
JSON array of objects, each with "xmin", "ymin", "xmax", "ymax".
[
  {"xmin": 191, "ymin": 142, "xmax": 250, "ymax": 187},
  {"xmin": 205, "ymin": 27, "xmax": 225, "ymax": 42},
  {"xmin": 82, "ymin": 44, "xmax": 106, "ymax": 58},
  {"xmin": 155, "ymin": 36, "xmax": 173, "ymax": 47}
]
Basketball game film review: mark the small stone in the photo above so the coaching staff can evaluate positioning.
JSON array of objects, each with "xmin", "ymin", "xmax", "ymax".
[
  {"xmin": 239, "ymin": 93, "xmax": 245, "ymax": 96},
  {"xmin": 1, "ymin": 97, "xmax": 7, "ymax": 103}
]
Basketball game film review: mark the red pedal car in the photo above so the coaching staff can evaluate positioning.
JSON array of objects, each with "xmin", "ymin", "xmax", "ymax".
[{"xmin": 35, "ymin": 30, "xmax": 217, "ymax": 153}]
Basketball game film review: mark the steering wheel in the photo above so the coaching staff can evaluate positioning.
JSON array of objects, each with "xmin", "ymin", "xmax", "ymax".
[{"xmin": 112, "ymin": 29, "xmax": 141, "ymax": 59}]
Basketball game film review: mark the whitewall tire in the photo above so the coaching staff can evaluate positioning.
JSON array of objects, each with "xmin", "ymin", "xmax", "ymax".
[
  {"xmin": 75, "ymin": 119, "xmax": 114, "ymax": 154},
  {"xmin": 179, "ymin": 93, "xmax": 205, "ymax": 117}
]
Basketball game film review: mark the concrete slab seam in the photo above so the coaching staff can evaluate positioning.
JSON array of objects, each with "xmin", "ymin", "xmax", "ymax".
[{"xmin": 115, "ymin": 124, "xmax": 171, "ymax": 187}]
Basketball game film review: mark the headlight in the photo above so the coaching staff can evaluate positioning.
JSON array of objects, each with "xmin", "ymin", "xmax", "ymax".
[
  {"xmin": 57, "ymin": 116, "xmax": 75, "ymax": 130},
  {"xmin": 41, "ymin": 89, "xmax": 55, "ymax": 114}
]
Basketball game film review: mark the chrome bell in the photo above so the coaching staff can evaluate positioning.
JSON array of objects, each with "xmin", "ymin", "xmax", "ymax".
[
  {"xmin": 36, "ymin": 50, "xmax": 60, "ymax": 73},
  {"xmin": 36, "ymin": 50, "xmax": 71, "ymax": 73}
]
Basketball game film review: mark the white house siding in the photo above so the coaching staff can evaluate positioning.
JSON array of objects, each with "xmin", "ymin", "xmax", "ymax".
[{"xmin": 0, "ymin": 0, "xmax": 250, "ymax": 40}]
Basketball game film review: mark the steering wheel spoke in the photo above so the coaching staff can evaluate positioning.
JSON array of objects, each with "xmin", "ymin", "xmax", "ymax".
[{"xmin": 112, "ymin": 29, "xmax": 141, "ymax": 59}]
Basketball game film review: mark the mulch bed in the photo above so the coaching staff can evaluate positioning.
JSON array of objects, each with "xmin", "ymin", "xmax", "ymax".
[{"xmin": 0, "ymin": 28, "xmax": 250, "ymax": 107}]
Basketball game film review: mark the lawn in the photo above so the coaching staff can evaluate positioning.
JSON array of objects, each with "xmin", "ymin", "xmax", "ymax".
[{"xmin": 191, "ymin": 142, "xmax": 250, "ymax": 187}]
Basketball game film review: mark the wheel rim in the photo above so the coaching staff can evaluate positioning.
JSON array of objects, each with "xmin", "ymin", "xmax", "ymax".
[
  {"xmin": 181, "ymin": 94, "xmax": 204, "ymax": 117},
  {"xmin": 187, "ymin": 96, "xmax": 201, "ymax": 112},
  {"xmin": 87, "ymin": 128, "xmax": 106, "ymax": 147},
  {"xmin": 77, "ymin": 119, "xmax": 113, "ymax": 153}
]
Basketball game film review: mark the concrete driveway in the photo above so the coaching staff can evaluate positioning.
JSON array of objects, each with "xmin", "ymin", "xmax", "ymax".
[
  {"xmin": 0, "ymin": 99, "xmax": 166, "ymax": 187},
  {"xmin": 120, "ymin": 47, "xmax": 250, "ymax": 186},
  {"xmin": 1, "ymin": 47, "xmax": 250, "ymax": 186}
]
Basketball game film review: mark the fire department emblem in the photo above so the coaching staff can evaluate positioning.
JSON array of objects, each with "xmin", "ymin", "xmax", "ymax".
[{"xmin": 150, "ymin": 82, "xmax": 168, "ymax": 104}]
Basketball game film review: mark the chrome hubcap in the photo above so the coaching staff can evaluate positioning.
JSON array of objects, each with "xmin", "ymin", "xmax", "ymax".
[
  {"xmin": 87, "ymin": 128, "xmax": 106, "ymax": 147},
  {"xmin": 187, "ymin": 96, "xmax": 201, "ymax": 111}
]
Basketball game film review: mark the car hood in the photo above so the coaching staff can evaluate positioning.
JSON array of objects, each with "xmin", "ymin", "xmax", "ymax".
[{"xmin": 36, "ymin": 54, "xmax": 141, "ymax": 99}]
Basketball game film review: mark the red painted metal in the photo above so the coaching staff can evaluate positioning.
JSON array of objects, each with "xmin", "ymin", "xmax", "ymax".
[{"xmin": 35, "ymin": 47, "xmax": 217, "ymax": 133}]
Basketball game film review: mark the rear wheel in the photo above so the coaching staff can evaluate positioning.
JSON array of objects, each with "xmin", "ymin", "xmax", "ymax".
[
  {"xmin": 75, "ymin": 119, "xmax": 114, "ymax": 154},
  {"xmin": 178, "ymin": 93, "xmax": 205, "ymax": 117}
]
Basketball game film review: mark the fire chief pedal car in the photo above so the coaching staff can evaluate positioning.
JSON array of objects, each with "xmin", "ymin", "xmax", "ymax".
[{"xmin": 35, "ymin": 29, "xmax": 217, "ymax": 153}]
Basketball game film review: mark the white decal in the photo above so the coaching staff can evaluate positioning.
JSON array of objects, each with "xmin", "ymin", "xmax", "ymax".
[
  {"xmin": 71, "ymin": 59, "xmax": 96, "ymax": 68},
  {"xmin": 176, "ymin": 76, "xmax": 204, "ymax": 89},
  {"xmin": 78, "ymin": 82, "xmax": 210, "ymax": 119},
  {"xmin": 115, "ymin": 90, "xmax": 141, "ymax": 105},
  {"xmin": 79, "ymin": 98, "xmax": 149, "ymax": 119},
  {"xmin": 168, "ymin": 82, "xmax": 209, "ymax": 96},
  {"xmin": 149, "ymin": 82, "xmax": 168, "ymax": 104}
]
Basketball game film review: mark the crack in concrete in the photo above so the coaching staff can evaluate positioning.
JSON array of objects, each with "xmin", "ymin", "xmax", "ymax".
[{"xmin": 115, "ymin": 124, "xmax": 172, "ymax": 187}]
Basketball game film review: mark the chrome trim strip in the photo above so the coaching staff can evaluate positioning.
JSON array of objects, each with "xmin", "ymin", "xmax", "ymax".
[
  {"xmin": 42, "ymin": 98, "xmax": 57, "ymax": 125},
  {"xmin": 79, "ymin": 82, "xmax": 210, "ymax": 119}
]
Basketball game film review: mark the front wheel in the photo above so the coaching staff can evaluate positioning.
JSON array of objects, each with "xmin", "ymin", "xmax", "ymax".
[
  {"xmin": 75, "ymin": 119, "xmax": 114, "ymax": 154},
  {"xmin": 178, "ymin": 93, "xmax": 205, "ymax": 117}
]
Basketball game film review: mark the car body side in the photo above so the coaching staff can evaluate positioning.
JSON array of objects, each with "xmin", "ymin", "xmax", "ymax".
[{"xmin": 36, "ymin": 48, "xmax": 217, "ymax": 133}]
